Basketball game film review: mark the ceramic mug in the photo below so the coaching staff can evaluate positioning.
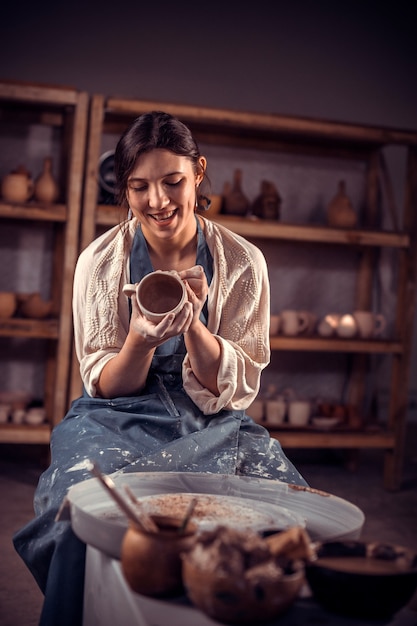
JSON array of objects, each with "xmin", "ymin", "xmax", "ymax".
[
  {"xmin": 280, "ymin": 310, "xmax": 309, "ymax": 337},
  {"xmin": 336, "ymin": 314, "xmax": 358, "ymax": 338},
  {"xmin": 123, "ymin": 270, "xmax": 187, "ymax": 323},
  {"xmin": 299, "ymin": 311, "xmax": 318, "ymax": 336},
  {"xmin": 353, "ymin": 311, "xmax": 386, "ymax": 339},
  {"xmin": 265, "ymin": 398, "xmax": 287, "ymax": 426},
  {"xmin": 288, "ymin": 400, "xmax": 311, "ymax": 427},
  {"xmin": 317, "ymin": 313, "xmax": 341, "ymax": 337}
]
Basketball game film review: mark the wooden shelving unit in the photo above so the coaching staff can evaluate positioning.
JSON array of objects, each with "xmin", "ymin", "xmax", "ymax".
[
  {"xmin": 71, "ymin": 94, "xmax": 417, "ymax": 490},
  {"xmin": 0, "ymin": 81, "xmax": 88, "ymax": 442}
]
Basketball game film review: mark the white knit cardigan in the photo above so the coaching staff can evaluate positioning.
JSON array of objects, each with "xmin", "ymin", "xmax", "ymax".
[{"xmin": 72, "ymin": 216, "xmax": 271, "ymax": 414}]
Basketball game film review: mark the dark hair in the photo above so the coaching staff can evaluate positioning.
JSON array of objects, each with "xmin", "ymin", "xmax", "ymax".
[{"xmin": 114, "ymin": 110, "xmax": 208, "ymax": 207}]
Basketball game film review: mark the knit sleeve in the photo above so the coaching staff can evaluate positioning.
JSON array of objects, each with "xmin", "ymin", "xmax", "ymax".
[{"xmin": 182, "ymin": 220, "xmax": 270, "ymax": 414}]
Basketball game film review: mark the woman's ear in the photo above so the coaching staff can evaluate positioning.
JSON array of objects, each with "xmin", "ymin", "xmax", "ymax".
[{"xmin": 196, "ymin": 156, "xmax": 207, "ymax": 186}]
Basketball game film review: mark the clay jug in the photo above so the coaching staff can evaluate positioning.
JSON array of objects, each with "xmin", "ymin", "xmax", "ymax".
[
  {"xmin": 327, "ymin": 180, "xmax": 357, "ymax": 228},
  {"xmin": 1, "ymin": 166, "xmax": 34, "ymax": 203},
  {"xmin": 223, "ymin": 169, "xmax": 250, "ymax": 216},
  {"xmin": 34, "ymin": 157, "xmax": 59, "ymax": 203}
]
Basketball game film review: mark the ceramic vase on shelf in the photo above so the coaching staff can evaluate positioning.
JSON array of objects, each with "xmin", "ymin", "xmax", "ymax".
[
  {"xmin": 1, "ymin": 165, "xmax": 34, "ymax": 203},
  {"xmin": 223, "ymin": 169, "xmax": 250, "ymax": 216},
  {"xmin": 34, "ymin": 157, "xmax": 59, "ymax": 204},
  {"xmin": 326, "ymin": 180, "xmax": 357, "ymax": 228}
]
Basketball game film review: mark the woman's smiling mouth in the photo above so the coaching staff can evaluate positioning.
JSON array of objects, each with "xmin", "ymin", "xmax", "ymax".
[{"xmin": 149, "ymin": 208, "xmax": 178, "ymax": 222}]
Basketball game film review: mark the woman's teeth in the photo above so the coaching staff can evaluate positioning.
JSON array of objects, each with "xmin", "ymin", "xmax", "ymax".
[{"xmin": 151, "ymin": 209, "xmax": 177, "ymax": 221}]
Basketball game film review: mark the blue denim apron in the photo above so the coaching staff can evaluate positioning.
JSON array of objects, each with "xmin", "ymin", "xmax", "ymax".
[{"xmin": 13, "ymin": 220, "xmax": 307, "ymax": 625}]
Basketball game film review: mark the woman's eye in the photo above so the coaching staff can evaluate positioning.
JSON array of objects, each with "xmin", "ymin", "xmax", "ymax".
[{"xmin": 166, "ymin": 178, "xmax": 183, "ymax": 187}]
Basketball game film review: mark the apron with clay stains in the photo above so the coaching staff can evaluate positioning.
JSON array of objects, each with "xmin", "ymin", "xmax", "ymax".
[{"xmin": 13, "ymin": 219, "xmax": 307, "ymax": 626}]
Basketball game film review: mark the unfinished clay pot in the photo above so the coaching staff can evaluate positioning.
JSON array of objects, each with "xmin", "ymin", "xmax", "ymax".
[
  {"xmin": 327, "ymin": 180, "xmax": 357, "ymax": 228},
  {"xmin": 121, "ymin": 515, "xmax": 197, "ymax": 597},
  {"xmin": 20, "ymin": 293, "xmax": 53, "ymax": 319},
  {"xmin": 0, "ymin": 292, "xmax": 17, "ymax": 318},
  {"xmin": 34, "ymin": 157, "xmax": 59, "ymax": 204},
  {"xmin": 223, "ymin": 169, "xmax": 250, "ymax": 216},
  {"xmin": 123, "ymin": 271, "xmax": 186, "ymax": 323},
  {"xmin": 1, "ymin": 167, "xmax": 34, "ymax": 203}
]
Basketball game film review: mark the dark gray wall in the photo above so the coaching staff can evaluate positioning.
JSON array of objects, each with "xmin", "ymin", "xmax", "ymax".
[
  {"xmin": 1, "ymin": 1, "xmax": 416, "ymax": 414},
  {"xmin": 1, "ymin": 2, "xmax": 416, "ymax": 128}
]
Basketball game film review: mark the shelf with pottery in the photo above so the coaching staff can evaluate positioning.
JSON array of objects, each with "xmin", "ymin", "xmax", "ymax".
[
  {"xmin": 72, "ymin": 94, "xmax": 417, "ymax": 491},
  {"xmin": 268, "ymin": 335, "xmax": 402, "ymax": 354},
  {"xmin": 0, "ymin": 81, "xmax": 88, "ymax": 444},
  {"xmin": 0, "ymin": 200, "xmax": 67, "ymax": 221}
]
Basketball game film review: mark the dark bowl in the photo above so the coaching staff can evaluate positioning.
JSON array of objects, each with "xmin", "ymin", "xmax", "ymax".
[{"xmin": 305, "ymin": 540, "xmax": 417, "ymax": 619}]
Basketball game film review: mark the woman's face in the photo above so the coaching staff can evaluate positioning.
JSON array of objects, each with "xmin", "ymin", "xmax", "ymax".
[{"xmin": 126, "ymin": 148, "xmax": 206, "ymax": 242}]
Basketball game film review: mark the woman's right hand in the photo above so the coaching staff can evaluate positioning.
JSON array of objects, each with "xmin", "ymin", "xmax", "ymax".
[{"xmin": 129, "ymin": 294, "xmax": 193, "ymax": 346}]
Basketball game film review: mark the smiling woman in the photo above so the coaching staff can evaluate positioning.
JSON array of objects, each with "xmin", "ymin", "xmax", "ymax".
[{"xmin": 13, "ymin": 110, "xmax": 307, "ymax": 626}]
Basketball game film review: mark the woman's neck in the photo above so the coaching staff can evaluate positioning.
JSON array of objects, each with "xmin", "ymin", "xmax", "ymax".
[{"xmin": 144, "ymin": 219, "xmax": 199, "ymax": 272}]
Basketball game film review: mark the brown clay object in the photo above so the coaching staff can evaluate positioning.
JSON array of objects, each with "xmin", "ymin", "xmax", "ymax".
[
  {"xmin": 327, "ymin": 180, "xmax": 357, "ymax": 228},
  {"xmin": 1, "ymin": 165, "xmax": 34, "ymax": 203},
  {"xmin": 121, "ymin": 515, "xmax": 197, "ymax": 597},
  {"xmin": 0, "ymin": 292, "xmax": 17, "ymax": 318},
  {"xmin": 223, "ymin": 169, "xmax": 250, "ymax": 216},
  {"xmin": 34, "ymin": 157, "xmax": 59, "ymax": 203}
]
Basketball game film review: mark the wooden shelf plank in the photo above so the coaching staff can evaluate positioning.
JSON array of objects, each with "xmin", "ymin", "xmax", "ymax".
[
  {"xmin": 0, "ymin": 423, "xmax": 51, "ymax": 444},
  {"xmin": 94, "ymin": 207, "xmax": 409, "ymax": 248},
  {"xmin": 0, "ymin": 202, "xmax": 67, "ymax": 222},
  {"xmin": 95, "ymin": 205, "xmax": 123, "ymax": 226},
  {"xmin": 0, "ymin": 81, "xmax": 79, "ymax": 106},
  {"xmin": 211, "ymin": 216, "xmax": 410, "ymax": 248},
  {"xmin": 269, "ymin": 429, "xmax": 395, "ymax": 448},
  {"xmin": 0, "ymin": 318, "xmax": 59, "ymax": 339},
  {"xmin": 105, "ymin": 97, "xmax": 417, "ymax": 147},
  {"xmin": 270, "ymin": 336, "xmax": 403, "ymax": 354}
]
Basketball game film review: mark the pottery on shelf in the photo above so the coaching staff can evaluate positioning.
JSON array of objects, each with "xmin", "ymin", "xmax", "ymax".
[
  {"xmin": 327, "ymin": 180, "xmax": 357, "ymax": 228},
  {"xmin": 34, "ymin": 157, "xmax": 59, "ymax": 204},
  {"xmin": 0, "ymin": 292, "xmax": 17, "ymax": 318},
  {"xmin": 1, "ymin": 165, "xmax": 34, "ymax": 203},
  {"xmin": 251, "ymin": 180, "xmax": 282, "ymax": 220},
  {"xmin": 223, "ymin": 169, "xmax": 250, "ymax": 216},
  {"xmin": 20, "ymin": 293, "xmax": 53, "ymax": 319}
]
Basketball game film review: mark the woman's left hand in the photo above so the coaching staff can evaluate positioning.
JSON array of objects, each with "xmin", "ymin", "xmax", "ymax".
[{"xmin": 179, "ymin": 265, "xmax": 208, "ymax": 325}]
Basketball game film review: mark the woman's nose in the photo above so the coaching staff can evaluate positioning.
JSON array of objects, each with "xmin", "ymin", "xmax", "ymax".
[{"xmin": 148, "ymin": 185, "xmax": 169, "ymax": 209}]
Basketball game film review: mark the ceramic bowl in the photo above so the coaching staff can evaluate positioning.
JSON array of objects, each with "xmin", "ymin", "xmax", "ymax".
[
  {"xmin": 0, "ymin": 292, "xmax": 17, "ymax": 318},
  {"xmin": 305, "ymin": 540, "xmax": 417, "ymax": 619}
]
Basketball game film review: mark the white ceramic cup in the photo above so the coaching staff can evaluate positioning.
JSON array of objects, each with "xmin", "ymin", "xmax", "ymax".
[
  {"xmin": 265, "ymin": 398, "xmax": 286, "ymax": 426},
  {"xmin": 353, "ymin": 311, "xmax": 386, "ymax": 339},
  {"xmin": 280, "ymin": 310, "xmax": 309, "ymax": 336},
  {"xmin": 317, "ymin": 313, "xmax": 341, "ymax": 337},
  {"xmin": 336, "ymin": 314, "xmax": 358, "ymax": 338},
  {"xmin": 300, "ymin": 311, "xmax": 318, "ymax": 336},
  {"xmin": 288, "ymin": 400, "xmax": 311, "ymax": 426},
  {"xmin": 123, "ymin": 271, "xmax": 187, "ymax": 323}
]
